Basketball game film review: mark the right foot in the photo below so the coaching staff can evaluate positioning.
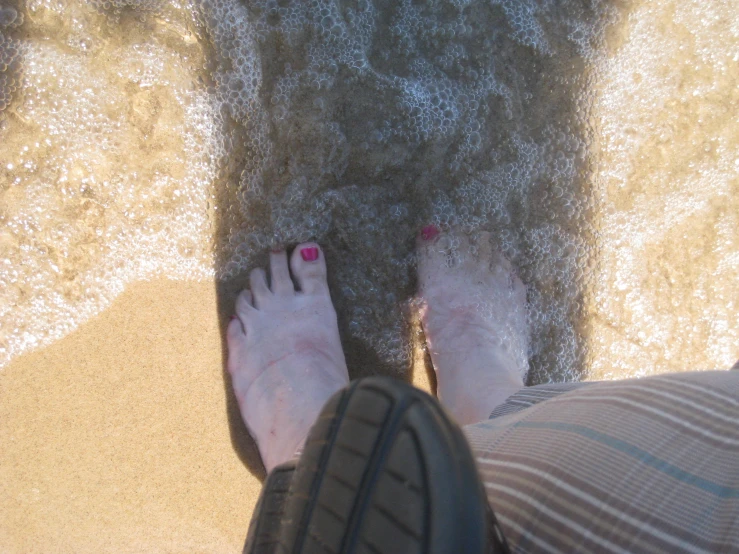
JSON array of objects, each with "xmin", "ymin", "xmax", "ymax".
[{"xmin": 416, "ymin": 227, "xmax": 529, "ymax": 425}]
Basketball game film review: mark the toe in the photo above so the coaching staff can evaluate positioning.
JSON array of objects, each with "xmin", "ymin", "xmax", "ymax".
[
  {"xmin": 290, "ymin": 242, "xmax": 328, "ymax": 295},
  {"xmin": 492, "ymin": 249, "xmax": 513, "ymax": 273},
  {"xmin": 420, "ymin": 224, "xmax": 440, "ymax": 242},
  {"xmin": 250, "ymin": 267, "xmax": 271, "ymax": 307},
  {"xmin": 416, "ymin": 225, "xmax": 447, "ymax": 289},
  {"xmin": 226, "ymin": 317, "xmax": 249, "ymax": 382},
  {"xmin": 269, "ymin": 249, "xmax": 294, "ymax": 295},
  {"xmin": 236, "ymin": 289, "xmax": 255, "ymax": 320},
  {"xmin": 226, "ymin": 317, "xmax": 246, "ymax": 358},
  {"xmin": 477, "ymin": 231, "xmax": 494, "ymax": 261},
  {"xmin": 513, "ymin": 273, "xmax": 527, "ymax": 303},
  {"xmin": 455, "ymin": 233, "xmax": 474, "ymax": 268}
]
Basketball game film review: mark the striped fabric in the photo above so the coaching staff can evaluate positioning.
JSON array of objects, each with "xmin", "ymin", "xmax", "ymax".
[{"xmin": 464, "ymin": 371, "xmax": 739, "ymax": 553}]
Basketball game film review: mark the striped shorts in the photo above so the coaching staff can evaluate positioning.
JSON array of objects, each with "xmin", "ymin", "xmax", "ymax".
[{"xmin": 464, "ymin": 370, "xmax": 739, "ymax": 553}]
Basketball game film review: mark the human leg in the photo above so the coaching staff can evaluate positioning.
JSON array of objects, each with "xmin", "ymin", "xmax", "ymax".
[
  {"xmin": 228, "ymin": 227, "xmax": 530, "ymax": 470},
  {"xmin": 415, "ymin": 228, "xmax": 739, "ymax": 551},
  {"xmin": 465, "ymin": 370, "xmax": 739, "ymax": 552},
  {"xmin": 416, "ymin": 228, "xmax": 529, "ymax": 425}
]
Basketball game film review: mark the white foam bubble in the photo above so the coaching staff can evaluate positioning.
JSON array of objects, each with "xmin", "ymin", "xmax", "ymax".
[
  {"xmin": 0, "ymin": 1, "xmax": 217, "ymax": 367},
  {"xmin": 1, "ymin": 0, "xmax": 735, "ymax": 383}
]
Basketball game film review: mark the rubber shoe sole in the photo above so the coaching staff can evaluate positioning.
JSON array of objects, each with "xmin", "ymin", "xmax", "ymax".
[{"xmin": 244, "ymin": 376, "xmax": 510, "ymax": 554}]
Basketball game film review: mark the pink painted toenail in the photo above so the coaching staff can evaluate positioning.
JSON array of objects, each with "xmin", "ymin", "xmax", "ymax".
[
  {"xmin": 421, "ymin": 225, "xmax": 440, "ymax": 241},
  {"xmin": 230, "ymin": 315, "xmax": 237, "ymax": 321},
  {"xmin": 301, "ymin": 247, "xmax": 319, "ymax": 262}
]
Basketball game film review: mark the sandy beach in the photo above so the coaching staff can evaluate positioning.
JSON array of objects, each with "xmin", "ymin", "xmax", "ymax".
[
  {"xmin": 2, "ymin": 0, "xmax": 736, "ymax": 550},
  {"xmin": 0, "ymin": 278, "xmax": 432, "ymax": 553}
]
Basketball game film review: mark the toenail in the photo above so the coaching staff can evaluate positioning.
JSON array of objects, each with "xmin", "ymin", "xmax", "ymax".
[
  {"xmin": 421, "ymin": 225, "xmax": 440, "ymax": 241},
  {"xmin": 300, "ymin": 247, "xmax": 319, "ymax": 262},
  {"xmin": 230, "ymin": 315, "xmax": 237, "ymax": 321},
  {"xmin": 271, "ymin": 248, "xmax": 282, "ymax": 254}
]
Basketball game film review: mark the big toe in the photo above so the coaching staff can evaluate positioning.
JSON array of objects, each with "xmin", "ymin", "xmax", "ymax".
[
  {"xmin": 290, "ymin": 242, "xmax": 328, "ymax": 295},
  {"xmin": 416, "ymin": 225, "xmax": 447, "ymax": 283}
]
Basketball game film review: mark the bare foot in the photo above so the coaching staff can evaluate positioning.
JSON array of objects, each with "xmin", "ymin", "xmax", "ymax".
[
  {"xmin": 227, "ymin": 243, "xmax": 349, "ymax": 472},
  {"xmin": 417, "ymin": 227, "xmax": 529, "ymax": 425}
]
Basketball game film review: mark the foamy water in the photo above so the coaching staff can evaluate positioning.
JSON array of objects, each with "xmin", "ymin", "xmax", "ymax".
[
  {"xmin": 0, "ymin": 0, "xmax": 736, "ymax": 380},
  {"xmin": 587, "ymin": 0, "xmax": 738, "ymax": 378}
]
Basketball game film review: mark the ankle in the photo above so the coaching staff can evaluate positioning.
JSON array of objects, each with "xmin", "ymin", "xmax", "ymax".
[
  {"xmin": 260, "ymin": 428, "xmax": 307, "ymax": 473},
  {"xmin": 433, "ymin": 345, "xmax": 524, "ymax": 385},
  {"xmin": 438, "ymin": 379, "xmax": 522, "ymax": 425},
  {"xmin": 433, "ymin": 350, "xmax": 524, "ymax": 425}
]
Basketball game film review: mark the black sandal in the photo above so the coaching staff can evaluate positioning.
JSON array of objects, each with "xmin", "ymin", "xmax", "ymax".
[{"xmin": 244, "ymin": 376, "xmax": 510, "ymax": 554}]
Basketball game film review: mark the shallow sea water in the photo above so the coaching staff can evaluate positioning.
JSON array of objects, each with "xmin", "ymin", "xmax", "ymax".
[{"xmin": 0, "ymin": 0, "xmax": 737, "ymax": 381}]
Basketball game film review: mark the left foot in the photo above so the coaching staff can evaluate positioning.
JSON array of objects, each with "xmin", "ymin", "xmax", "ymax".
[{"xmin": 227, "ymin": 243, "xmax": 349, "ymax": 472}]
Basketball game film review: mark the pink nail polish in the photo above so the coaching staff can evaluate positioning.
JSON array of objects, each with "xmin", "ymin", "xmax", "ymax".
[
  {"xmin": 301, "ymin": 247, "xmax": 319, "ymax": 262},
  {"xmin": 421, "ymin": 225, "xmax": 439, "ymax": 241},
  {"xmin": 230, "ymin": 315, "xmax": 237, "ymax": 321}
]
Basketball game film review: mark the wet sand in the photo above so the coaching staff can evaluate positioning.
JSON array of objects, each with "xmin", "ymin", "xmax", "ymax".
[{"xmin": 0, "ymin": 278, "xmax": 432, "ymax": 553}]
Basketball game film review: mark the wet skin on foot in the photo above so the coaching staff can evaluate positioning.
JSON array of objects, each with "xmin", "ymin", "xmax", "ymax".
[
  {"xmin": 226, "ymin": 243, "xmax": 349, "ymax": 472},
  {"xmin": 416, "ymin": 226, "xmax": 529, "ymax": 425},
  {"xmin": 227, "ymin": 230, "xmax": 530, "ymax": 471}
]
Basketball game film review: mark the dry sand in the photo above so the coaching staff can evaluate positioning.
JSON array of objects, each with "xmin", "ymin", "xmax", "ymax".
[{"xmin": 0, "ymin": 278, "xmax": 432, "ymax": 553}]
